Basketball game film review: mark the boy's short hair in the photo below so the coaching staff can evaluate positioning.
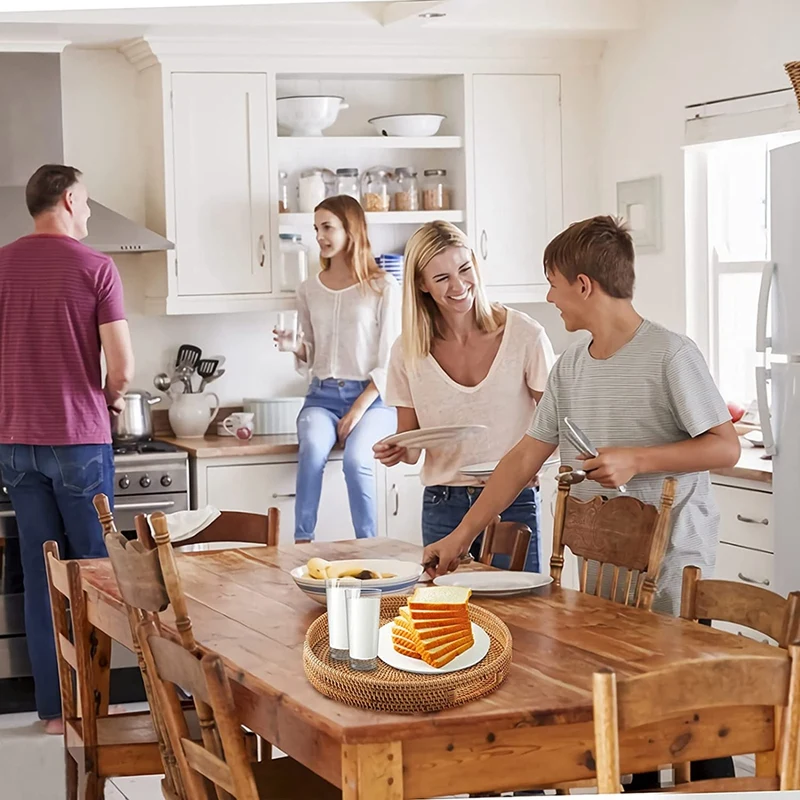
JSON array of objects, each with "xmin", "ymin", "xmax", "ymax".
[{"xmin": 543, "ymin": 215, "xmax": 635, "ymax": 299}]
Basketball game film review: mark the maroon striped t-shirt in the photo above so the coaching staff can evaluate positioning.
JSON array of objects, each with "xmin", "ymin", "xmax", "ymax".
[{"xmin": 0, "ymin": 233, "xmax": 127, "ymax": 445}]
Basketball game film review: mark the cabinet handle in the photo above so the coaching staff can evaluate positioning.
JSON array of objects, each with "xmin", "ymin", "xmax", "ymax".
[
  {"xmin": 390, "ymin": 484, "xmax": 399, "ymax": 516},
  {"xmin": 479, "ymin": 229, "xmax": 488, "ymax": 260},
  {"xmin": 272, "ymin": 492, "xmax": 296, "ymax": 499},
  {"xmin": 738, "ymin": 572, "xmax": 770, "ymax": 587},
  {"xmin": 258, "ymin": 234, "xmax": 266, "ymax": 267},
  {"xmin": 736, "ymin": 514, "xmax": 769, "ymax": 526}
]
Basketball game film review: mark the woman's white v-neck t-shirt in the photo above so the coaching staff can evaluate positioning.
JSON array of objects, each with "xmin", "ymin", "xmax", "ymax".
[{"xmin": 385, "ymin": 308, "xmax": 555, "ymax": 486}]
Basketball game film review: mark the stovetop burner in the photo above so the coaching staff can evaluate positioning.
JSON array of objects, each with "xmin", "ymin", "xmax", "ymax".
[{"xmin": 112, "ymin": 440, "xmax": 182, "ymax": 456}]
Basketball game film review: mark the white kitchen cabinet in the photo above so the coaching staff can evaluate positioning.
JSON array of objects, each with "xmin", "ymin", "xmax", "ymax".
[
  {"xmin": 472, "ymin": 74, "xmax": 563, "ymax": 300},
  {"xmin": 203, "ymin": 457, "xmax": 357, "ymax": 544},
  {"xmin": 171, "ymin": 72, "xmax": 271, "ymax": 298},
  {"xmin": 714, "ymin": 483, "xmax": 773, "ymax": 553},
  {"xmin": 385, "ymin": 465, "xmax": 424, "ymax": 545}
]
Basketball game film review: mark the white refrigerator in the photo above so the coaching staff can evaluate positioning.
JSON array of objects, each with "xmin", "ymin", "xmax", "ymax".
[{"xmin": 755, "ymin": 139, "xmax": 800, "ymax": 598}]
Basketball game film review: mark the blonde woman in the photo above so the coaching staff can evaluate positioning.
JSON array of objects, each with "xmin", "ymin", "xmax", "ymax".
[
  {"xmin": 277, "ymin": 195, "xmax": 400, "ymax": 542},
  {"xmin": 373, "ymin": 221, "xmax": 555, "ymax": 571}
]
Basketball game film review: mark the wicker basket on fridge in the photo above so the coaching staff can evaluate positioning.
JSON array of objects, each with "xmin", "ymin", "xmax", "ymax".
[{"xmin": 785, "ymin": 62, "xmax": 800, "ymax": 112}]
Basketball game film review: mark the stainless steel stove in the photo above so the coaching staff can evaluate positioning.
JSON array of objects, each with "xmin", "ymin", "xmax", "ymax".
[{"xmin": 0, "ymin": 440, "xmax": 189, "ymax": 701}]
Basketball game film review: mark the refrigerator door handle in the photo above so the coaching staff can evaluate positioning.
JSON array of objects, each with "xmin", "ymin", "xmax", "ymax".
[
  {"xmin": 755, "ymin": 365, "xmax": 776, "ymax": 455},
  {"xmin": 756, "ymin": 261, "xmax": 775, "ymax": 353}
]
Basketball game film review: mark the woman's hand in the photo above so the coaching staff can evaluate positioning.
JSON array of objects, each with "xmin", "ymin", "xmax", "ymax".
[
  {"xmin": 337, "ymin": 406, "xmax": 366, "ymax": 444},
  {"xmin": 421, "ymin": 530, "xmax": 471, "ymax": 578},
  {"xmin": 373, "ymin": 441, "xmax": 409, "ymax": 467},
  {"xmin": 272, "ymin": 327, "xmax": 306, "ymax": 358}
]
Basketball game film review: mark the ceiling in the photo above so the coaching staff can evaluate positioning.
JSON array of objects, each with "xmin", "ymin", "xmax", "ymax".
[{"xmin": 0, "ymin": 0, "xmax": 643, "ymax": 47}]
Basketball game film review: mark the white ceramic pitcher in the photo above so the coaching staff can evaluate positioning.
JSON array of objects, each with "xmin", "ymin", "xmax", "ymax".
[{"xmin": 168, "ymin": 392, "xmax": 220, "ymax": 439}]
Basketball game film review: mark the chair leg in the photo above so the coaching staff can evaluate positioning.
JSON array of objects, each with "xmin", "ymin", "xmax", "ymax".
[
  {"xmin": 65, "ymin": 750, "xmax": 78, "ymax": 800},
  {"xmin": 77, "ymin": 766, "xmax": 104, "ymax": 800}
]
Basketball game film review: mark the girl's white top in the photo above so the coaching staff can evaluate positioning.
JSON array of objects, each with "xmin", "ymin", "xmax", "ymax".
[
  {"xmin": 295, "ymin": 271, "xmax": 401, "ymax": 397},
  {"xmin": 386, "ymin": 308, "xmax": 555, "ymax": 486}
]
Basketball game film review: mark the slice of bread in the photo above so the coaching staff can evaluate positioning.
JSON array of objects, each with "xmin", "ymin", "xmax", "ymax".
[
  {"xmin": 428, "ymin": 637, "xmax": 475, "ymax": 668},
  {"xmin": 408, "ymin": 585, "xmax": 472, "ymax": 611},
  {"xmin": 419, "ymin": 633, "xmax": 474, "ymax": 668},
  {"xmin": 394, "ymin": 623, "xmax": 470, "ymax": 651},
  {"xmin": 399, "ymin": 606, "xmax": 469, "ymax": 626},
  {"xmin": 393, "ymin": 616, "xmax": 467, "ymax": 642}
]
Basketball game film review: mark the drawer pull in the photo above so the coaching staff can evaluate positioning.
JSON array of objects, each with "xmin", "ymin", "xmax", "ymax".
[
  {"xmin": 736, "ymin": 514, "xmax": 769, "ymax": 526},
  {"xmin": 272, "ymin": 492, "xmax": 296, "ymax": 499},
  {"xmin": 738, "ymin": 572, "xmax": 770, "ymax": 587}
]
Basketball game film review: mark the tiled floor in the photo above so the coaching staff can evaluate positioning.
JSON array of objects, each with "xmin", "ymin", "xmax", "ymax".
[{"xmin": 0, "ymin": 707, "xmax": 756, "ymax": 799}]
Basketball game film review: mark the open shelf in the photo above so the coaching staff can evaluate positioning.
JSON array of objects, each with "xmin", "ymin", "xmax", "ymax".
[
  {"xmin": 279, "ymin": 210, "xmax": 465, "ymax": 227},
  {"xmin": 276, "ymin": 136, "xmax": 463, "ymax": 150}
]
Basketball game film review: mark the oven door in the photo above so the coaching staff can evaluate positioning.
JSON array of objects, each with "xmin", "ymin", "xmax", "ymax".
[
  {"xmin": 112, "ymin": 493, "xmax": 188, "ymax": 536},
  {"xmin": 0, "ymin": 504, "xmax": 28, "ymax": 679}
]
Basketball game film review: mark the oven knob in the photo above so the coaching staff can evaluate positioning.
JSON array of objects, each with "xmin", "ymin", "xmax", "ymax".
[
  {"xmin": 119, "ymin": 476, "xmax": 130, "ymax": 489},
  {"xmin": 140, "ymin": 475, "xmax": 151, "ymax": 488},
  {"xmin": 160, "ymin": 475, "xmax": 173, "ymax": 487}
]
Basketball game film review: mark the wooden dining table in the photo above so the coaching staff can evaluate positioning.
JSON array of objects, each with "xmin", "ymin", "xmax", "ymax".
[{"xmin": 77, "ymin": 538, "xmax": 786, "ymax": 798}]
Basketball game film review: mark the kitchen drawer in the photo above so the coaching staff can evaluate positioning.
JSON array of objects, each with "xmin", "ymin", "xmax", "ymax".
[
  {"xmin": 714, "ymin": 484, "xmax": 773, "ymax": 553},
  {"xmin": 711, "ymin": 541, "xmax": 776, "ymax": 645}
]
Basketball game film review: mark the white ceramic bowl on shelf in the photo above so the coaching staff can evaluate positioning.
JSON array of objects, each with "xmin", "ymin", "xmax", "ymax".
[
  {"xmin": 290, "ymin": 559, "xmax": 424, "ymax": 606},
  {"xmin": 277, "ymin": 95, "xmax": 349, "ymax": 136},
  {"xmin": 368, "ymin": 113, "xmax": 446, "ymax": 137}
]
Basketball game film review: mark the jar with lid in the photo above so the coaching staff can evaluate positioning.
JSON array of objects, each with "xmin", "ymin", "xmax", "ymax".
[
  {"xmin": 278, "ymin": 233, "xmax": 309, "ymax": 292},
  {"xmin": 362, "ymin": 167, "xmax": 391, "ymax": 213},
  {"xmin": 298, "ymin": 169, "xmax": 327, "ymax": 213},
  {"xmin": 392, "ymin": 167, "xmax": 419, "ymax": 212},
  {"xmin": 334, "ymin": 168, "xmax": 360, "ymax": 202},
  {"xmin": 422, "ymin": 169, "xmax": 451, "ymax": 211},
  {"xmin": 278, "ymin": 171, "xmax": 290, "ymax": 213}
]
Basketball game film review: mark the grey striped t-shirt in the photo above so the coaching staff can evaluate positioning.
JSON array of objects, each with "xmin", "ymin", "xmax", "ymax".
[{"xmin": 528, "ymin": 319, "xmax": 731, "ymax": 616}]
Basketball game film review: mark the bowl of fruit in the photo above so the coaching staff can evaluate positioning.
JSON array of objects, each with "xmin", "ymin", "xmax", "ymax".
[{"xmin": 291, "ymin": 557, "xmax": 424, "ymax": 606}]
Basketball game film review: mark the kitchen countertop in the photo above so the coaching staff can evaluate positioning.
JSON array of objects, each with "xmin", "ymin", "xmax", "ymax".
[
  {"xmin": 710, "ymin": 440, "xmax": 772, "ymax": 484},
  {"xmin": 158, "ymin": 434, "xmax": 303, "ymax": 459}
]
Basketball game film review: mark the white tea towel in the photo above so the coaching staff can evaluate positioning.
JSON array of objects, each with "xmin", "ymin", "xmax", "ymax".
[{"xmin": 148, "ymin": 505, "xmax": 221, "ymax": 543}]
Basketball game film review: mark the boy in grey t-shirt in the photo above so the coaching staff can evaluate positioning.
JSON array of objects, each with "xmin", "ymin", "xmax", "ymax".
[{"xmin": 422, "ymin": 214, "xmax": 741, "ymax": 615}]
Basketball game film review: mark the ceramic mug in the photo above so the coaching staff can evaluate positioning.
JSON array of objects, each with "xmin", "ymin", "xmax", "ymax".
[{"xmin": 223, "ymin": 412, "xmax": 255, "ymax": 440}]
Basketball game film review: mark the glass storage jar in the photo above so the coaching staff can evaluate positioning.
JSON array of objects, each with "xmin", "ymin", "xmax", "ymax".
[
  {"xmin": 278, "ymin": 171, "xmax": 290, "ymax": 213},
  {"xmin": 335, "ymin": 168, "xmax": 360, "ymax": 202},
  {"xmin": 278, "ymin": 233, "xmax": 309, "ymax": 292},
  {"xmin": 298, "ymin": 169, "xmax": 328, "ymax": 213},
  {"xmin": 362, "ymin": 167, "xmax": 391, "ymax": 212},
  {"xmin": 422, "ymin": 169, "xmax": 451, "ymax": 211},
  {"xmin": 392, "ymin": 167, "xmax": 419, "ymax": 211}
]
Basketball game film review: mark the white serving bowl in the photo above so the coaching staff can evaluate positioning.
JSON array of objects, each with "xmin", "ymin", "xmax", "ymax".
[
  {"xmin": 368, "ymin": 113, "xmax": 446, "ymax": 137},
  {"xmin": 290, "ymin": 559, "xmax": 424, "ymax": 606},
  {"xmin": 277, "ymin": 95, "xmax": 349, "ymax": 137}
]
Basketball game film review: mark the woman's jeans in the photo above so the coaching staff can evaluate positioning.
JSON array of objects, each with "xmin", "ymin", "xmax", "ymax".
[
  {"xmin": 422, "ymin": 484, "xmax": 542, "ymax": 572},
  {"xmin": 0, "ymin": 443, "xmax": 114, "ymax": 721},
  {"xmin": 295, "ymin": 378, "xmax": 396, "ymax": 541}
]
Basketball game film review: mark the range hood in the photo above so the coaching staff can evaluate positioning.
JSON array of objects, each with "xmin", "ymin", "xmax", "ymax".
[{"xmin": 0, "ymin": 52, "xmax": 173, "ymax": 254}]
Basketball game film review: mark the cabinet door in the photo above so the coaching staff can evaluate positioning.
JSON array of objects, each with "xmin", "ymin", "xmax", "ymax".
[
  {"xmin": 171, "ymin": 72, "xmax": 271, "ymax": 297},
  {"xmin": 472, "ymin": 74, "xmax": 562, "ymax": 290},
  {"xmin": 386, "ymin": 467, "xmax": 424, "ymax": 545},
  {"xmin": 205, "ymin": 459, "xmax": 362, "ymax": 544},
  {"xmin": 713, "ymin": 484, "xmax": 773, "ymax": 553}
]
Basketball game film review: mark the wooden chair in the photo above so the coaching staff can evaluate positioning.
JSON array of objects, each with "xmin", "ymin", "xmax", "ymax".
[
  {"xmin": 137, "ymin": 617, "xmax": 341, "ymax": 799},
  {"xmin": 43, "ymin": 540, "xmax": 171, "ymax": 800},
  {"xmin": 681, "ymin": 565, "xmax": 800, "ymax": 648},
  {"xmin": 478, "ymin": 516, "xmax": 532, "ymax": 571},
  {"xmin": 550, "ymin": 466, "xmax": 677, "ymax": 610},
  {"xmin": 592, "ymin": 647, "xmax": 800, "ymax": 794}
]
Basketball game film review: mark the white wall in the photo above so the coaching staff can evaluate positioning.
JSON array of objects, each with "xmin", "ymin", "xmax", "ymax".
[{"xmin": 598, "ymin": 0, "xmax": 800, "ymax": 335}]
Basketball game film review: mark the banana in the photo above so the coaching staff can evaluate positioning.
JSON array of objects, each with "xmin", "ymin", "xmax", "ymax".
[{"xmin": 306, "ymin": 557, "xmax": 330, "ymax": 580}]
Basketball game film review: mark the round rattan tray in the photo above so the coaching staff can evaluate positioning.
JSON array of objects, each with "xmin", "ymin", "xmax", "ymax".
[{"xmin": 303, "ymin": 594, "xmax": 512, "ymax": 714}]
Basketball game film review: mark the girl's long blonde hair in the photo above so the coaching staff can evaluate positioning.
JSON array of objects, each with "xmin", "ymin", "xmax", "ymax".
[
  {"xmin": 315, "ymin": 195, "xmax": 383, "ymax": 292},
  {"xmin": 401, "ymin": 220, "xmax": 503, "ymax": 364}
]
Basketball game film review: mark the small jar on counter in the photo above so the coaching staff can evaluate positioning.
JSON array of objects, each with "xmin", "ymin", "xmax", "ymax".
[
  {"xmin": 278, "ymin": 171, "xmax": 290, "ymax": 213},
  {"xmin": 422, "ymin": 169, "xmax": 451, "ymax": 211},
  {"xmin": 278, "ymin": 233, "xmax": 309, "ymax": 292},
  {"xmin": 298, "ymin": 169, "xmax": 327, "ymax": 213},
  {"xmin": 362, "ymin": 167, "xmax": 391, "ymax": 213},
  {"xmin": 335, "ymin": 168, "xmax": 360, "ymax": 202},
  {"xmin": 392, "ymin": 167, "xmax": 419, "ymax": 211}
]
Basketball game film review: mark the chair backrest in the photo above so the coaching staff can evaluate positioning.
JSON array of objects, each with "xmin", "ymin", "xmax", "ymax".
[
  {"xmin": 43, "ymin": 541, "xmax": 105, "ymax": 744},
  {"xmin": 592, "ymin": 646, "xmax": 800, "ymax": 794},
  {"xmin": 478, "ymin": 517, "xmax": 532, "ymax": 571},
  {"xmin": 550, "ymin": 466, "xmax": 677, "ymax": 610},
  {"xmin": 138, "ymin": 618, "xmax": 260, "ymax": 800},
  {"xmin": 136, "ymin": 509, "xmax": 280, "ymax": 551},
  {"xmin": 681, "ymin": 565, "xmax": 800, "ymax": 647}
]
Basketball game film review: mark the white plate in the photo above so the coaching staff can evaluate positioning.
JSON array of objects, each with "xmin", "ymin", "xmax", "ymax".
[
  {"xmin": 433, "ymin": 571, "xmax": 553, "ymax": 596},
  {"xmin": 460, "ymin": 455, "xmax": 561, "ymax": 477},
  {"xmin": 380, "ymin": 425, "xmax": 486, "ymax": 450},
  {"xmin": 378, "ymin": 621, "xmax": 489, "ymax": 674}
]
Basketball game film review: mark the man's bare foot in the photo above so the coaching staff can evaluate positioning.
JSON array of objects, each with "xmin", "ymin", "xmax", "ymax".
[{"xmin": 43, "ymin": 718, "xmax": 64, "ymax": 735}]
